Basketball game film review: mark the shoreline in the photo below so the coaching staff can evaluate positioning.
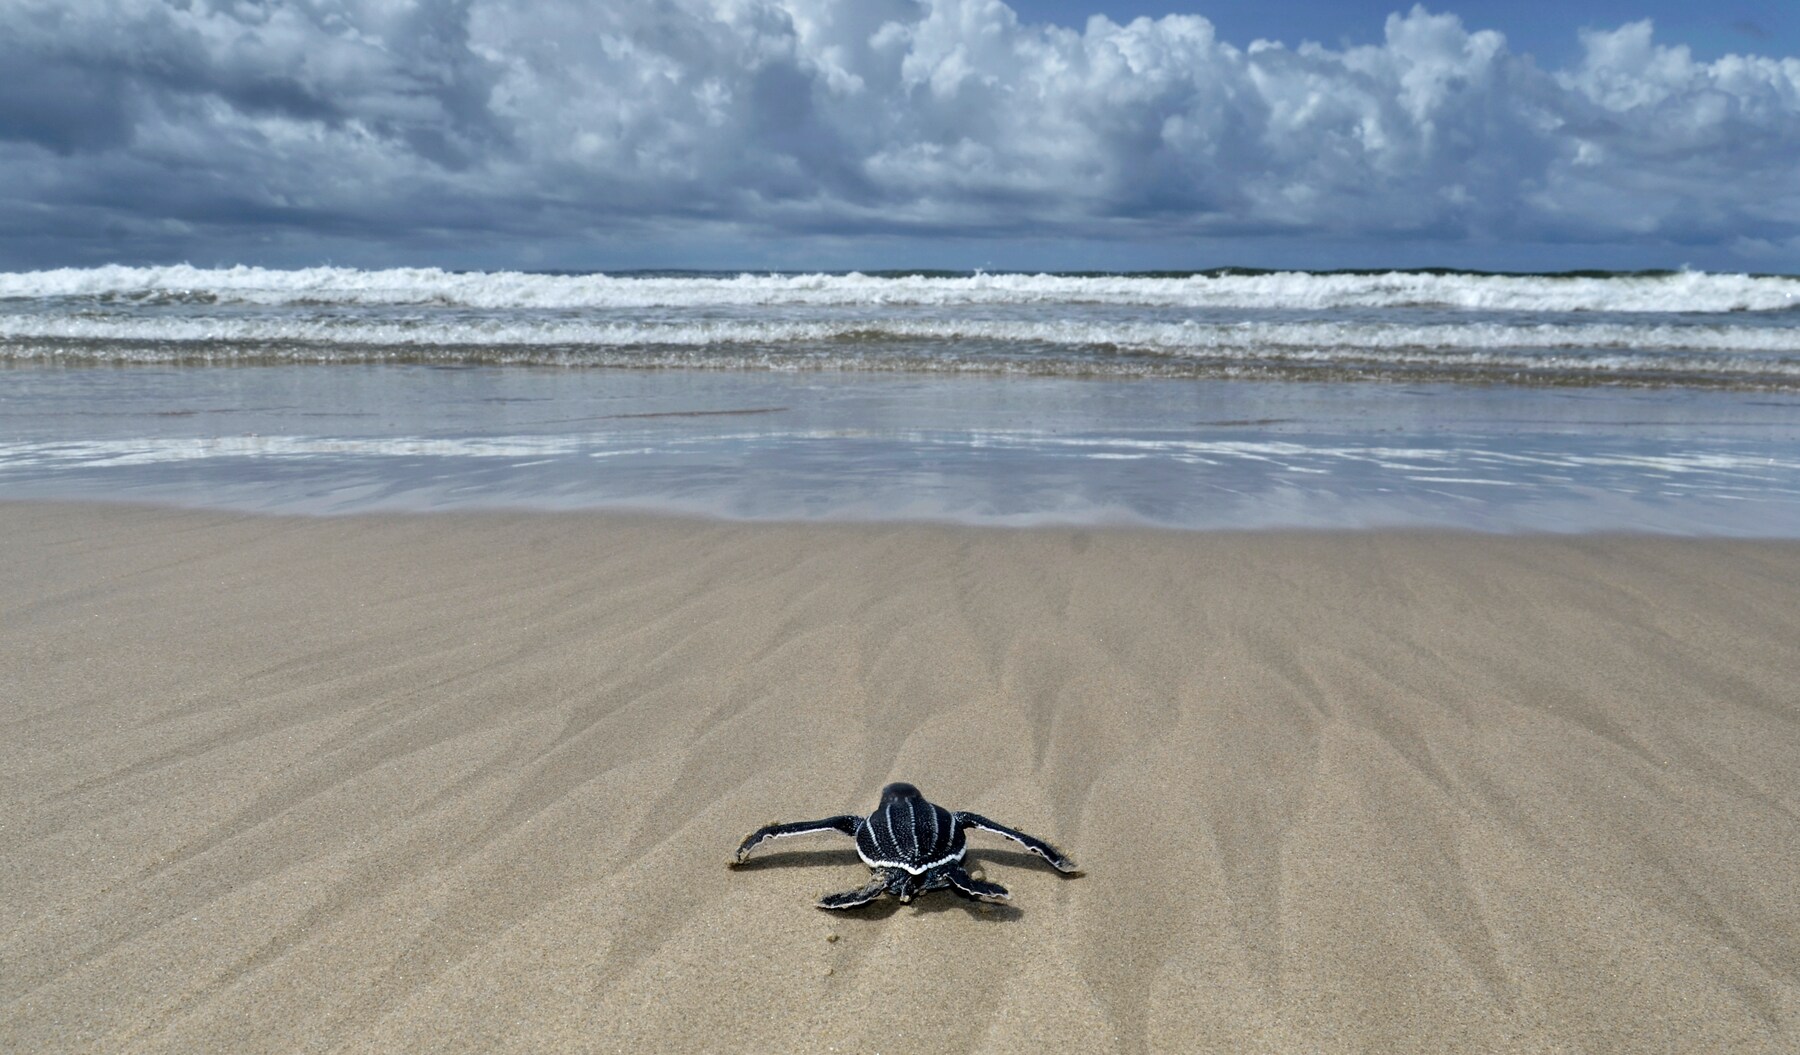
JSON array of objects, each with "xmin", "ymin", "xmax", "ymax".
[
  {"xmin": 6, "ymin": 365, "xmax": 1800, "ymax": 536},
  {"xmin": 4, "ymin": 501, "xmax": 1797, "ymax": 1052},
  {"xmin": 15, "ymin": 492, "xmax": 1800, "ymax": 542}
]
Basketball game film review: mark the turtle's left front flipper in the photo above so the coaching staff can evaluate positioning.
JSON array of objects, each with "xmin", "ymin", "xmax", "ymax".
[
  {"xmin": 955, "ymin": 812, "xmax": 1080, "ymax": 873},
  {"xmin": 731, "ymin": 815, "xmax": 862, "ymax": 866}
]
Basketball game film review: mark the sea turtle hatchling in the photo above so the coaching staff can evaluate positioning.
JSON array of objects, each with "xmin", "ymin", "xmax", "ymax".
[{"xmin": 730, "ymin": 782, "xmax": 1079, "ymax": 909}]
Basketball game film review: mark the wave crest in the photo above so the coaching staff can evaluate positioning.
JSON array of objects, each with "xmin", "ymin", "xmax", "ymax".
[{"xmin": 3, "ymin": 265, "xmax": 1798, "ymax": 313}]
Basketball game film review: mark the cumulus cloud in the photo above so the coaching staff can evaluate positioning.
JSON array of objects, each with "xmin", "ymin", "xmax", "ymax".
[{"xmin": 2, "ymin": 0, "xmax": 1798, "ymax": 266}]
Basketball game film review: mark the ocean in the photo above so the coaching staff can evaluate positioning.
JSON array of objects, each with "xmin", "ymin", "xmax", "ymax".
[{"xmin": 4, "ymin": 265, "xmax": 1799, "ymax": 533}]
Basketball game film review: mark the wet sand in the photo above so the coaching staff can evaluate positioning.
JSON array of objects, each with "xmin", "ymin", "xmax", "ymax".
[{"xmin": 2, "ymin": 502, "xmax": 1796, "ymax": 1052}]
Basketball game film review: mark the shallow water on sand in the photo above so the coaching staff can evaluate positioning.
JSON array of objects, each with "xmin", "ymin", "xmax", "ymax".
[{"xmin": 4, "ymin": 364, "xmax": 1798, "ymax": 534}]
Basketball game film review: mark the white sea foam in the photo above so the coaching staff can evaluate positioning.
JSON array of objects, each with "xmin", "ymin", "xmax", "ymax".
[
  {"xmin": 2, "ymin": 265, "xmax": 1798, "ymax": 313},
  {"xmin": 0, "ymin": 435, "xmax": 592, "ymax": 469},
  {"xmin": 9, "ymin": 432, "xmax": 1794, "ymax": 479}
]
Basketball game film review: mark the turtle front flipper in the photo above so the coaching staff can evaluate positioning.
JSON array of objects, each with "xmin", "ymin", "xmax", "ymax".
[
  {"xmin": 955, "ymin": 811, "xmax": 1080, "ymax": 873},
  {"xmin": 944, "ymin": 866, "xmax": 1010, "ymax": 903},
  {"xmin": 732, "ymin": 815, "xmax": 861, "ymax": 866},
  {"xmin": 817, "ymin": 875, "xmax": 890, "ymax": 910}
]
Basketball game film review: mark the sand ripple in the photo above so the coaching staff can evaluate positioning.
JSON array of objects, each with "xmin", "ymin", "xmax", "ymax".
[{"xmin": 2, "ymin": 505, "xmax": 1796, "ymax": 1052}]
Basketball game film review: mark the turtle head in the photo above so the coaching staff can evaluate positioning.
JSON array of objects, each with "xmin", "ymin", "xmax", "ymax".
[
  {"xmin": 886, "ymin": 868, "xmax": 926, "ymax": 903},
  {"xmin": 879, "ymin": 781, "xmax": 922, "ymax": 804}
]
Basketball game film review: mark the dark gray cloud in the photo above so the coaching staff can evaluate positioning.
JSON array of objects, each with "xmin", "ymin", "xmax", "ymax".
[{"xmin": 3, "ymin": 1, "xmax": 1799, "ymax": 269}]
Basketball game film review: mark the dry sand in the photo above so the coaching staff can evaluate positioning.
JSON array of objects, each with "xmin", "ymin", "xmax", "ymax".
[{"xmin": 2, "ymin": 501, "xmax": 1797, "ymax": 1053}]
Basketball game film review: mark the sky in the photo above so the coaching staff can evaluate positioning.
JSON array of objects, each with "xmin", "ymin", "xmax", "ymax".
[{"xmin": 3, "ymin": 0, "xmax": 1799, "ymax": 273}]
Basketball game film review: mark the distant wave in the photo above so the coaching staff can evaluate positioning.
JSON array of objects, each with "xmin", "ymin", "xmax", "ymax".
[
  {"xmin": 7, "ymin": 324, "xmax": 1796, "ymax": 388},
  {"xmin": 3, "ymin": 265, "xmax": 1799, "ymax": 313},
  {"xmin": 4, "ymin": 313, "xmax": 1797, "ymax": 355}
]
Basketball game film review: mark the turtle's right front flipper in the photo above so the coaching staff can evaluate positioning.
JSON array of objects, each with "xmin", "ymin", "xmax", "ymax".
[{"xmin": 731, "ymin": 815, "xmax": 862, "ymax": 865}]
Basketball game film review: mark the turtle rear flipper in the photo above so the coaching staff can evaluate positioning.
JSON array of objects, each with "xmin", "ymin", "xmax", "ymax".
[
  {"xmin": 944, "ymin": 866, "xmax": 1010, "ymax": 903},
  {"xmin": 817, "ymin": 875, "xmax": 889, "ymax": 910}
]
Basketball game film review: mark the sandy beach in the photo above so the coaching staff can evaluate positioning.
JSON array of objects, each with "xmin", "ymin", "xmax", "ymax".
[{"xmin": 2, "ymin": 500, "xmax": 1796, "ymax": 1053}]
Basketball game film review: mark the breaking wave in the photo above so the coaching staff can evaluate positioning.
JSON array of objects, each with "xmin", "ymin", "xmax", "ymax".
[
  {"xmin": 5, "ymin": 265, "xmax": 1799, "ymax": 388},
  {"xmin": 3, "ymin": 265, "xmax": 1799, "ymax": 313}
]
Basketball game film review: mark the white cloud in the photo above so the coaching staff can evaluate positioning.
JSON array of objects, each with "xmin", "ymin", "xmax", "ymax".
[{"xmin": 2, "ymin": 0, "xmax": 1798, "ymax": 265}]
